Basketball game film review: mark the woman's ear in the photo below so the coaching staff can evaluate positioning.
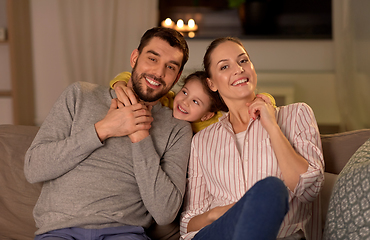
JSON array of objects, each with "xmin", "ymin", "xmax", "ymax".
[
  {"xmin": 200, "ymin": 111, "xmax": 215, "ymax": 122},
  {"xmin": 130, "ymin": 49, "xmax": 139, "ymax": 68},
  {"xmin": 207, "ymin": 78, "xmax": 217, "ymax": 92}
]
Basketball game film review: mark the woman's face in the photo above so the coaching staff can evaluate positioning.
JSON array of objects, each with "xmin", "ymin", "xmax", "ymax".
[{"xmin": 207, "ymin": 41, "xmax": 257, "ymax": 104}]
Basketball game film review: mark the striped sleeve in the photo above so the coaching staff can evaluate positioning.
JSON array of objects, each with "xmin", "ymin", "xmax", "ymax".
[
  {"xmin": 289, "ymin": 103, "xmax": 325, "ymax": 202},
  {"xmin": 180, "ymin": 133, "xmax": 213, "ymax": 238}
]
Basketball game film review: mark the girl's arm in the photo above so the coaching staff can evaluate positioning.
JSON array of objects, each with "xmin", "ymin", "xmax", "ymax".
[{"xmin": 110, "ymin": 71, "xmax": 131, "ymax": 88}]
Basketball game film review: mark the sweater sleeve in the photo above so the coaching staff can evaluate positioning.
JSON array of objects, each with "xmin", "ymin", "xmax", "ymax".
[
  {"xmin": 24, "ymin": 83, "xmax": 104, "ymax": 183},
  {"xmin": 131, "ymin": 123, "xmax": 192, "ymax": 225}
]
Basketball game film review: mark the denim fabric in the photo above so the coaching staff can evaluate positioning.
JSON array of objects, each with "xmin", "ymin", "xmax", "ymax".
[
  {"xmin": 193, "ymin": 177, "xmax": 289, "ymax": 240},
  {"xmin": 35, "ymin": 225, "xmax": 151, "ymax": 240}
]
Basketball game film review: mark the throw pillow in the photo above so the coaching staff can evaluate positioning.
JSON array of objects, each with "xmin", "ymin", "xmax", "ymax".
[{"xmin": 323, "ymin": 138, "xmax": 370, "ymax": 239}]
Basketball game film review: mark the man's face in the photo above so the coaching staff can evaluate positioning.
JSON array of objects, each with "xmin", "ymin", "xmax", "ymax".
[{"xmin": 129, "ymin": 37, "xmax": 183, "ymax": 103}]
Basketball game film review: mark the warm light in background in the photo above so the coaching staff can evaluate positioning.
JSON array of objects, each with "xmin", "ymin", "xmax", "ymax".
[
  {"xmin": 188, "ymin": 32, "xmax": 195, "ymax": 38},
  {"xmin": 161, "ymin": 17, "xmax": 198, "ymax": 36},
  {"xmin": 188, "ymin": 19, "xmax": 195, "ymax": 29},
  {"xmin": 164, "ymin": 18, "xmax": 173, "ymax": 27},
  {"xmin": 176, "ymin": 19, "xmax": 184, "ymax": 29}
]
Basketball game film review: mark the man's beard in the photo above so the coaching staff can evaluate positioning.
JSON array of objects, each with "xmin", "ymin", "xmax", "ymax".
[{"xmin": 131, "ymin": 66, "xmax": 173, "ymax": 102}]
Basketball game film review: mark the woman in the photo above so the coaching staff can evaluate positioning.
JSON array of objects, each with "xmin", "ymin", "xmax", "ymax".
[{"xmin": 180, "ymin": 37, "xmax": 325, "ymax": 240}]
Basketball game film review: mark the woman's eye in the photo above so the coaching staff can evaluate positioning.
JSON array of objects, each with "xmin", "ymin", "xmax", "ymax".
[
  {"xmin": 240, "ymin": 59, "xmax": 249, "ymax": 64},
  {"xmin": 220, "ymin": 65, "xmax": 228, "ymax": 70}
]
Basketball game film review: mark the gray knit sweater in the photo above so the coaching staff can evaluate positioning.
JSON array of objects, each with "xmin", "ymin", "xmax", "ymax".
[{"xmin": 24, "ymin": 81, "xmax": 192, "ymax": 235}]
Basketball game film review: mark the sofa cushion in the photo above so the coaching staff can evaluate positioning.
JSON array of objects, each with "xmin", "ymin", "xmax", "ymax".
[
  {"xmin": 323, "ymin": 137, "xmax": 370, "ymax": 239},
  {"xmin": 0, "ymin": 125, "xmax": 42, "ymax": 240}
]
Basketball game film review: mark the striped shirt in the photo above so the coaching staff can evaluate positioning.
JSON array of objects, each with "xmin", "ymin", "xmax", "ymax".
[{"xmin": 180, "ymin": 102, "xmax": 325, "ymax": 240}]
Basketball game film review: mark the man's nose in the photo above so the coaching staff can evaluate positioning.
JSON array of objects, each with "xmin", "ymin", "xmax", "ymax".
[{"xmin": 154, "ymin": 65, "xmax": 166, "ymax": 79}]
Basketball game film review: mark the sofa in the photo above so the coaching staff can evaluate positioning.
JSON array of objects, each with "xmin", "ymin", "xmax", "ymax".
[{"xmin": 1, "ymin": 124, "xmax": 370, "ymax": 240}]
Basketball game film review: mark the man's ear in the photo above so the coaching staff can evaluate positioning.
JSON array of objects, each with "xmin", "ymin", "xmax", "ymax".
[
  {"xmin": 207, "ymin": 78, "xmax": 217, "ymax": 92},
  {"xmin": 201, "ymin": 111, "xmax": 215, "ymax": 122},
  {"xmin": 130, "ymin": 49, "xmax": 139, "ymax": 68}
]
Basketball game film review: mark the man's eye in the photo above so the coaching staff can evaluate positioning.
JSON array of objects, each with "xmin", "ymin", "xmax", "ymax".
[
  {"xmin": 149, "ymin": 57, "xmax": 156, "ymax": 62},
  {"xmin": 167, "ymin": 65, "xmax": 176, "ymax": 71}
]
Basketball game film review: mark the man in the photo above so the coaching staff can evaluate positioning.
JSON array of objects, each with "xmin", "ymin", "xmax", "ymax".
[{"xmin": 24, "ymin": 27, "xmax": 192, "ymax": 240}]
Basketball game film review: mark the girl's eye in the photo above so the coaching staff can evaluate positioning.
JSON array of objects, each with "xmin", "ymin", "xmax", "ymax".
[
  {"xmin": 193, "ymin": 100, "xmax": 199, "ymax": 105},
  {"xmin": 182, "ymin": 90, "xmax": 187, "ymax": 95}
]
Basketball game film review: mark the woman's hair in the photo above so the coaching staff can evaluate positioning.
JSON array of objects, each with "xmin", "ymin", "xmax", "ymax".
[
  {"xmin": 137, "ymin": 27, "xmax": 189, "ymax": 72},
  {"xmin": 182, "ymin": 71, "xmax": 228, "ymax": 113},
  {"xmin": 203, "ymin": 37, "xmax": 249, "ymax": 78}
]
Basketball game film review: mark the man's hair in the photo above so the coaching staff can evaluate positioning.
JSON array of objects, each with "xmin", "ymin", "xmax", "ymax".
[{"xmin": 137, "ymin": 27, "xmax": 189, "ymax": 72}]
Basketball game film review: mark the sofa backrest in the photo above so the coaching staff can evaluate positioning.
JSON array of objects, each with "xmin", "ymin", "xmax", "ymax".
[
  {"xmin": 321, "ymin": 129, "xmax": 370, "ymax": 174},
  {"xmin": 0, "ymin": 124, "xmax": 41, "ymax": 240}
]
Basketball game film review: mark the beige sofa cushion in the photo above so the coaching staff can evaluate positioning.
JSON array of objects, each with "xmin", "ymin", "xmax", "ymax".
[{"xmin": 0, "ymin": 125, "xmax": 41, "ymax": 240}]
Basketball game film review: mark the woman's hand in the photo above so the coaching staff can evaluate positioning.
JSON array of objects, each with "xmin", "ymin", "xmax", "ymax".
[
  {"xmin": 187, "ymin": 203, "xmax": 235, "ymax": 233},
  {"xmin": 247, "ymin": 94, "xmax": 277, "ymax": 132},
  {"xmin": 207, "ymin": 203, "xmax": 235, "ymax": 222}
]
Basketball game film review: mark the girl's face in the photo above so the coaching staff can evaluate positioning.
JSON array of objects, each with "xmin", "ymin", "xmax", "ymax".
[
  {"xmin": 207, "ymin": 41, "xmax": 257, "ymax": 104},
  {"xmin": 173, "ymin": 79, "xmax": 214, "ymax": 122}
]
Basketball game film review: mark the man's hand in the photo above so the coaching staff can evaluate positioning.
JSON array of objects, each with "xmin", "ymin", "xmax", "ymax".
[
  {"xmin": 95, "ymin": 99, "xmax": 153, "ymax": 142},
  {"xmin": 113, "ymin": 81, "xmax": 153, "ymax": 143}
]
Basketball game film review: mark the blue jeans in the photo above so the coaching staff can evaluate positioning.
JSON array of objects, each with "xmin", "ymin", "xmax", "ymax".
[
  {"xmin": 193, "ymin": 177, "xmax": 289, "ymax": 240},
  {"xmin": 34, "ymin": 226, "xmax": 151, "ymax": 240}
]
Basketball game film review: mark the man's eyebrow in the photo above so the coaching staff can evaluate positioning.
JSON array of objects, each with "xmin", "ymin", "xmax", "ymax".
[
  {"xmin": 147, "ymin": 50, "xmax": 181, "ymax": 67},
  {"xmin": 147, "ymin": 50, "xmax": 159, "ymax": 56}
]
